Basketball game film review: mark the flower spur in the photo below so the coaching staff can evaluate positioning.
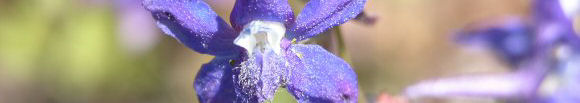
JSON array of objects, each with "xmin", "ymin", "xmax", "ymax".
[{"xmin": 143, "ymin": 0, "xmax": 366, "ymax": 102}]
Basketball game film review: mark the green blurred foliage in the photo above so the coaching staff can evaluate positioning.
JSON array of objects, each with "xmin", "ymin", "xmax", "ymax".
[
  {"xmin": 0, "ymin": 0, "xmax": 169, "ymax": 102},
  {"xmin": 0, "ymin": 0, "xmax": 304, "ymax": 102}
]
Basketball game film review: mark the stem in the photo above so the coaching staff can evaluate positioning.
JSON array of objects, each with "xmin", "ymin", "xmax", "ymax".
[{"xmin": 333, "ymin": 27, "xmax": 353, "ymax": 64}]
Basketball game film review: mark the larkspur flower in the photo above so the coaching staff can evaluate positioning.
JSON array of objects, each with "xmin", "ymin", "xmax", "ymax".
[
  {"xmin": 142, "ymin": 0, "xmax": 365, "ymax": 102},
  {"xmin": 454, "ymin": 17, "xmax": 535, "ymax": 68},
  {"xmin": 405, "ymin": 0, "xmax": 579, "ymax": 102}
]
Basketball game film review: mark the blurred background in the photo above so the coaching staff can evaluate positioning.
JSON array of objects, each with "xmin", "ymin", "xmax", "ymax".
[{"xmin": 0, "ymin": 0, "xmax": 578, "ymax": 103}]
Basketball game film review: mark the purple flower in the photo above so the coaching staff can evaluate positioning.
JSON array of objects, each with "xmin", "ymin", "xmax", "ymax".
[
  {"xmin": 406, "ymin": 0, "xmax": 579, "ymax": 102},
  {"xmin": 454, "ymin": 17, "xmax": 535, "ymax": 68},
  {"xmin": 142, "ymin": 0, "xmax": 365, "ymax": 102}
]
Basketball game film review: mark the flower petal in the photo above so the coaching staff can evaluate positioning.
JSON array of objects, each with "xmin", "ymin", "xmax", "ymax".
[
  {"xmin": 194, "ymin": 56, "xmax": 239, "ymax": 103},
  {"xmin": 290, "ymin": 0, "xmax": 366, "ymax": 40},
  {"xmin": 533, "ymin": 0, "xmax": 569, "ymax": 23},
  {"xmin": 404, "ymin": 56, "xmax": 551, "ymax": 99},
  {"xmin": 533, "ymin": 0, "xmax": 579, "ymax": 46},
  {"xmin": 230, "ymin": 0, "xmax": 295, "ymax": 31},
  {"xmin": 549, "ymin": 51, "xmax": 580, "ymax": 103},
  {"xmin": 546, "ymin": 93, "xmax": 580, "ymax": 103},
  {"xmin": 143, "ymin": 0, "xmax": 242, "ymax": 56},
  {"xmin": 233, "ymin": 50, "xmax": 286, "ymax": 102},
  {"xmin": 405, "ymin": 51, "xmax": 553, "ymax": 99},
  {"xmin": 405, "ymin": 73, "xmax": 540, "ymax": 99},
  {"xmin": 285, "ymin": 44, "xmax": 358, "ymax": 103},
  {"xmin": 549, "ymin": 83, "xmax": 580, "ymax": 103},
  {"xmin": 455, "ymin": 18, "xmax": 534, "ymax": 67}
]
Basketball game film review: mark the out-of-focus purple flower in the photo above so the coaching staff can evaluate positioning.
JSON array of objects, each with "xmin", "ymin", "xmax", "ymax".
[
  {"xmin": 142, "ymin": 0, "xmax": 365, "ymax": 102},
  {"xmin": 455, "ymin": 17, "xmax": 535, "ymax": 68},
  {"xmin": 405, "ymin": 0, "xmax": 579, "ymax": 102}
]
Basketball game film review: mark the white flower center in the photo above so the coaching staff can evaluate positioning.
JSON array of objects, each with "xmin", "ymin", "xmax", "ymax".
[{"xmin": 234, "ymin": 21, "xmax": 286, "ymax": 56}]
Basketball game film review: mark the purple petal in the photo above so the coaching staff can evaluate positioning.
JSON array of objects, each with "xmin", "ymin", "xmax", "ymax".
[
  {"xmin": 405, "ymin": 53, "xmax": 552, "ymax": 99},
  {"xmin": 548, "ymin": 84, "xmax": 580, "ymax": 103},
  {"xmin": 549, "ymin": 89, "xmax": 580, "ymax": 103},
  {"xmin": 230, "ymin": 0, "xmax": 294, "ymax": 31},
  {"xmin": 548, "ymin": 51, "xmax": 580, "ymax": 103},
  {"xmin": 194, "ymin": 56, "xmax": 239, "ymax": 103},
  {"xmin": 533, "ymin": 0, "xmax": 578, "ymax": 46},
  {"xmin": 454, "ymin": 18, "xmax": 534, "ymax": 67},
  {"xmin": 233, "ymin": 50, "xmax": 286, "ymax": 102},
  {"xmin": 533, "ymin": 0, "xmax": 569, "ymax": 23},
  {"xmin": 546, "ymin": 97, "xmax": 580, "ymax": 103},
  {"xmin": 290, "ymin": 0, "xmax": 366, "ymax": 40},
  {"xmin": 285, "ymin": 44, "xmax": 358, "ymax": 103},
  {"xmin": 405, "ymin": 73, "xmax": 540, "ymax": 98},
  {"xmin": 143, "ymin": 0, "xmax": 242, "ymax": 56}
]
